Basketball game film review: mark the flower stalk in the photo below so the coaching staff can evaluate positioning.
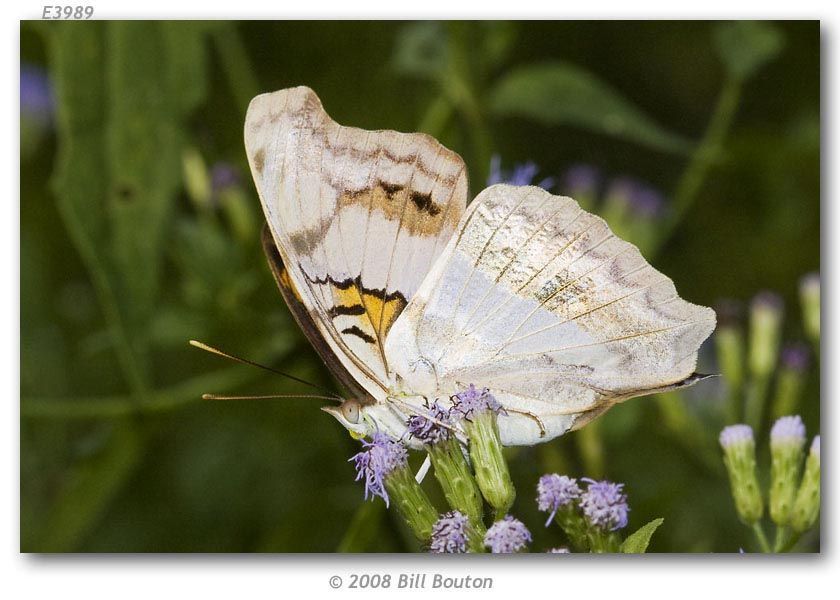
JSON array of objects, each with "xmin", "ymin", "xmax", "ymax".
[{"xmin": 452, "ymin": 386, "xmax": 515, "ymax": 517}]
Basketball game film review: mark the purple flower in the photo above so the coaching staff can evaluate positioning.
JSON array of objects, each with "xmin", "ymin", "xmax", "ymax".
[
  {"xmin": 579, "ymin": 478, "xmax": 629, "ymax": 531},
  {"xmin": 562, "ymin": 164, "xmax": 601, "ymax": 196},
  {"xmin": 20, "ymin": 63, "xmax": 54, "ymax": 125},
  {"xmin": 429, "ymin": 511, "xmax": 470, "ymax": 553},
  {"xmin": 770, "ymin": 415, "xmax": 806, "ymax": 448},
  {"xmin": 487, "ymin": 155, "xmax": 554, "ymax": 190},
  {"xmin": 810, "ymin": 435, "xmax": 820, "ymax": 459},
  {"xmin": 537, "ymin": 474, "xmax": 582, "ymax": 525},
  {"xmin": 349, "ymin": 431, "xmax": 408, "ymax": 507},
  {"xmin": 407, "ymin": 401, "xmax": 453, "ymax": 445},
  {"xmin": 719, "ymin": 424, "xmax": 754, "ymax": 449},
  {"xmin": 781, "ymin": 343, "xmax": 810, "ymax": 373},
  {"xmin": 210, "ymin": 162, "xmax": 241, "ymax": 193},
  {"xmin": 450, "ymin": 384, "xmax": 504, "ymax": 420},
  {"xmin": 606, "ymin": 177, "xmax": 665, "ymax": 219},
  {"xmin": 484, "ymin": 516, "xmax": 532, "ymax": 553}
]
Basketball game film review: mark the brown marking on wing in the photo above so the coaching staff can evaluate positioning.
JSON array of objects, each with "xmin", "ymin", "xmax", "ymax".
[{"xmin": 253, "ymin": 147, "xmax": 265, "ymax": 175}]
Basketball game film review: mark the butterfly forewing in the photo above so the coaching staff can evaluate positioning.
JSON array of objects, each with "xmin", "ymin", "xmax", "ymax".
[{"xmin": 246, "ymin": 87, "xmax": 468, "ymax": 399}]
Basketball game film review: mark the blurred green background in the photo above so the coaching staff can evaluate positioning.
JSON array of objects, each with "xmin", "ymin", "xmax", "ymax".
[{"xmin": 20, "ymin": 21, "xmax": 819, "ymax": 552}]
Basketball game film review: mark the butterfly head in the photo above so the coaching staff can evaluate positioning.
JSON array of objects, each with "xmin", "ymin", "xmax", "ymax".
[{"xmin": 321, "ymin": 399, "xmax": 376, "ymax": 440}]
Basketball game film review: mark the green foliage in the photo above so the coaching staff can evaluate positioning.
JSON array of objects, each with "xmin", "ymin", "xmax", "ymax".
[
  {"xmin": 621, "ymin": 518, "xmax": 665, "ymax": 553},
  {"xmin": 714, "ymin": 21, "xmax": 785, "ymax": 81},
  {"xmin": 489, "ymin": 62, "xmax": 692, "ymax": 154}
]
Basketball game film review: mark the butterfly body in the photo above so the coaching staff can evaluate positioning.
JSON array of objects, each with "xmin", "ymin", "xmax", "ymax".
[{"xmin": 246, "ymin": 86, "xmax": 716, "ymax": 447}]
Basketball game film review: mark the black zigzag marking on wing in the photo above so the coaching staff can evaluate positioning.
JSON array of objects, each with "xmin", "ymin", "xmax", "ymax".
[
  {"xmin": 303, "ymin": 271, "xmax": 408, "ymax": 305},
  {"xmin": 328, "ymin": 304, "xmax": 367, "ymax": 318},
  {"xmin": 341, "ymin": 325, "xmax": 376, "ymax": 344}
]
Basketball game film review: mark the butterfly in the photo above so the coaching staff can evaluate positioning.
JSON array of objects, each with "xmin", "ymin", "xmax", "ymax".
[{"xmin": 244, "ymin": 86, "xmax": 716, "ymax": 448}]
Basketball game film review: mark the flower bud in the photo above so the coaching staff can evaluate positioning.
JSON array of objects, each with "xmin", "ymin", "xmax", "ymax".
[
  {"xmin": 452, "ymin": 385, "xmax": 515, "ymax": 515},
  {"xmin": 799, "ymin": 273, "xmax": 820, "ymax": 345},
  {"xmin": 769, "ymin": 416, "xmax": 807, "ymax": 525},
  {"xmin": 350, "ymin": 432, "xmax": 438, "ymax": 540},
  {"xmin": 790, "ymin": 436, "xmax": 820, "ymax": 532},
  {"xmin": 181, "ymin": 147, "xmax": 212, "ymax": 210},
  {"xmin": 719, "ymin": 425, "xmax": 763, "ymax": 524},
  {"xmin": 771, "ymin": 345, "xmax": 809, "ymax": 419},
  {"xmin": 748, "ymin": 291, "xmax": 783, "ymax": 378},
  {"xmin": 714, "ymin": 300, "xmax": 745, "ymax": 398}
]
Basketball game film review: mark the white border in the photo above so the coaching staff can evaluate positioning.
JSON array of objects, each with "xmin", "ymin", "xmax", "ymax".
[{"xmin": 4, "ymin": 3, "xmax": 834, "ymax": 599}]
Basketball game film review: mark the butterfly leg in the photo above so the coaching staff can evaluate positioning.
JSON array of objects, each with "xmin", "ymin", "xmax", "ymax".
[
  {"xmin": 503, "ymin": 407, "xmax": 547, "ymax": 438},
  {"xmin": 385, "ymin": 396, "xmax": 468, "ymax": 444}
]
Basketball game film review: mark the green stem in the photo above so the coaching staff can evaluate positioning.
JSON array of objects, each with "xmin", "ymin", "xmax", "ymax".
[
  {"xmin": 55, "ymin": 200, "xmax": 149, "ymax": 401},
  {"xmin": 576, "ymin": 421, "xmax": 605, "ymax": 478},
  {"xmin": 445, "ymin": 22, "xmax": 492, "ymax": 187},
  {"xmin": 655, "ymin": 76, "xmax": 743, "ymax": 253},
  {"xmin": 418, "ymin": 95, "xmax": 454, "ymax": 139},
  {"xmin": 21, "ymin": 366, "xmax": 257, "ymax": 419},
  {"xmin": 744, "ymin": 376, "xmax": 770, "ymax": 432},
  {"xmin": 212, "ymin": 23, "xmax": 261, "ymax": 118},
  {"xmin": 752, "ymin": 521, "xmax": 772, "ymax": 553},
  {"xmin": 779, "ymin": 531, "xmax": 802, "ymax": 553},
  {"xmin": 773, "ymin": 525, "xmax": 789, "ymax": 553}
]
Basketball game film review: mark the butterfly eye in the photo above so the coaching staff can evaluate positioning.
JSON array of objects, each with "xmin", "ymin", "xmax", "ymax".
[{"xmin": 341, "ymin": 400, "xmax": 360, "ymax": 424}]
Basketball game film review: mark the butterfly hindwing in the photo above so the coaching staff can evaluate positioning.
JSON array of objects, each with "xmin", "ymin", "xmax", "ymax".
[
  {"xmin": 246, "ymin": 87, "xmax": 468, "ymax": 399},
  {"xmin": 385, "ymin": 184, "xmax": 716, "ymax": 445}
]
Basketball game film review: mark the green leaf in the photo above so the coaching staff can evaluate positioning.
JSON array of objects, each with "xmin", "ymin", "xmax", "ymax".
[
  {"xmin": 106, "ymin": 22, "xmax": 209, "ymax": 336},
  {"xmin": 35, "ymin": 421, "xmax": 143, "ymax": 551},
  {"xmin": 713, "ymin": 21, "xmax": 785, "ymax": 81},
  {"xmin": 489, "ymin": 62, "xmax": 692, "ymax": 154},
  {"xmin": 621, "ymin": 517, "xmax": 665, "ymax": 553},
  {"xmin": 392, "ymin": 21, "xmax": 449, "ymax": 81},
  {"xmin": 48, "ymin": 21, "xmax": 211, "ymax": 380}
]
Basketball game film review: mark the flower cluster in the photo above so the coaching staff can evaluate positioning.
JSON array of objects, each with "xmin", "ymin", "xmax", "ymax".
[
  {"xmin": 579, "ymin": 479, "xmax": 630, "ymax": 531},
  {"xmin": 537, "ymin": 474, "xmax": 629, "ymax": 532},
  {"xmin": 720, "ymin": 415, "xmax": 821, "ymax": 551},
  {"xmin": 483, "ymin": 516, "xmax": 532, "ymax": 553},
  {"xmin": 347, "ymin": 387, "xmax": 653, "ymax": 553}
]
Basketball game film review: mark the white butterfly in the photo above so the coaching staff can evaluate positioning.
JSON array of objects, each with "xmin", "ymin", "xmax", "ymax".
[{"xmin": 244, "ymin": 86, "xmax": 716, "ymax": 448}]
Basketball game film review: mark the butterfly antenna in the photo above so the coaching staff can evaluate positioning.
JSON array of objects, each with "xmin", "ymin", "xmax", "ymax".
[{"xmin": 189, "ymin": 340, "xmax": 342, "ymax": 399}]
